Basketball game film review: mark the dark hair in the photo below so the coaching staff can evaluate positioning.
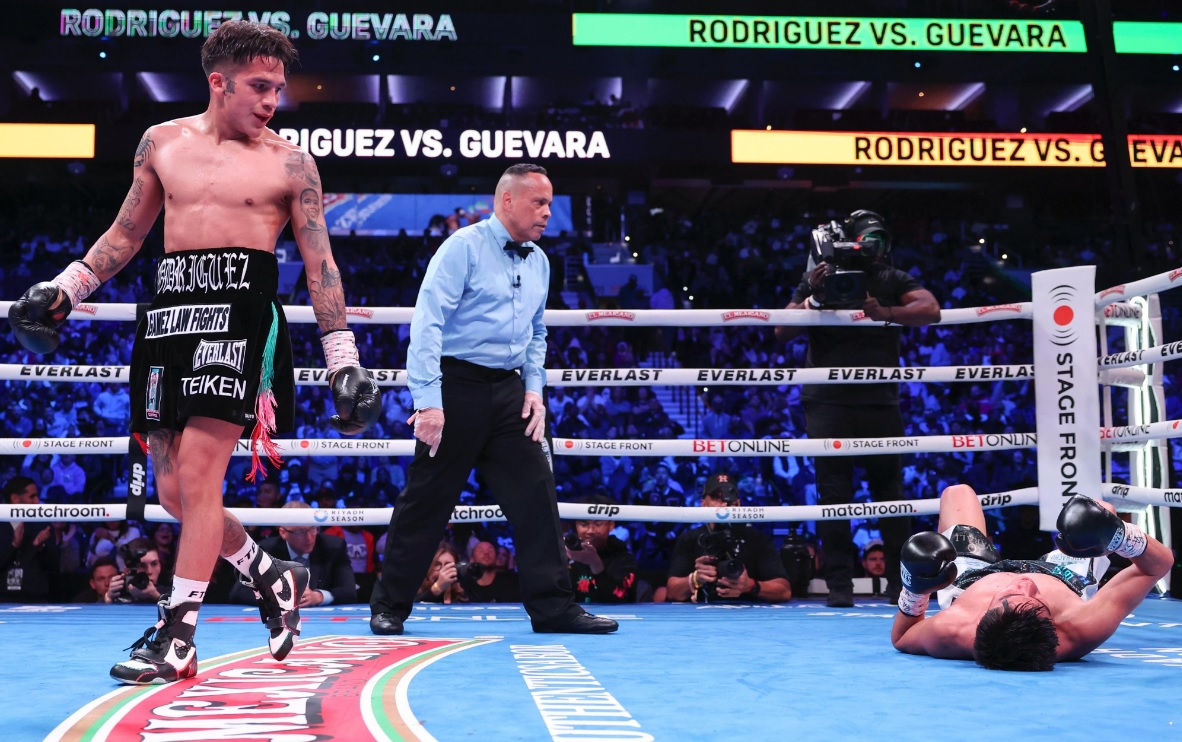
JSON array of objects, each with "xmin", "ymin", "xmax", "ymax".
[
  {"xmin": 973, "ymin": 602, "xmax": 1059, "ymax": 671},
  {"xmin": 2, "ymin": 476, "xmax": 35, "ymax": 500},
  {"xmin": 90, "ymin": 556, "xmax": 119, "ymax": 577},
  {"xmin": 200, "ymin": 20, "xmax": 299, "ymax": 77},
  {"xmin": 862, "ymin": 543, "xmax": 886, "ymax": 559},
  {"xmin": 502, "ymin": 163, "xmax": 547, "ymax": 179}
]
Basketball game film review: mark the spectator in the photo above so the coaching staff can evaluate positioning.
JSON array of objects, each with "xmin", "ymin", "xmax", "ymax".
[
  {"xmin": 0, "ymin": 476, "xmax": 59, "ymax": 602},
  {"xmin": 74, "ymin": 557, "xmax": 120, "ymax": 603},
  {"xmin": 87, "ymin": 519, "xmax": 143, "ymax": 569},
  {"xmin": 50, "ymin": 454, "xmax": 87, "ymax": 500},
  {"xmin": 229, "ymin": 502, "xmax": 357, "ymax": 607},
  {"xmin": 565, "ymin": 495, "xmax": 639, "ymax": 604},
  {"xmin": 323, "ymin": 523, "xmax": 377, "ymax": 603},
  {"xmin": 860, "ymin": 542, "xmax": 888, "ymax": 597},
  {"xmin": 93, "ymin": 383, "xmax": 130, "ymax": 435},
  {"xmin": 147, "ymin": 521, "xmax": 178, "ymax": 575}
]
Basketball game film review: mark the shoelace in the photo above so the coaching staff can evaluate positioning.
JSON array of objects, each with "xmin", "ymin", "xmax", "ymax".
[{"xmin": 124, "ymin": 616, "xmax": 168, "ymax": 652}]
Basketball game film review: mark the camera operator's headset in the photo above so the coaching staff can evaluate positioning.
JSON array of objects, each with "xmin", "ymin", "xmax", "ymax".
[{"xmin": 806, "ymin": 209, "xmax": 893, "ymax": 273}]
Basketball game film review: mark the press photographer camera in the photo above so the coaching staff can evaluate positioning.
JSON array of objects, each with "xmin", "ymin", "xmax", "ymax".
[
  {"xmin": 666, "ymin": 473, "xmax": 793, "ymax": 603},
  {"xmin": 106, "ymin": 539, "xmax": 162, "ymax": 604},
  {"xmin": 780, "ymin": 527, "xmax": 817, "ymax": 599},
  {"xmin": 807, "ymin": 210, "xmax": 891, "ymax": 309},
  {"xmin": 455, "ymin": 558, "xmax": 485, "ymax": 584},
  {"xmin": 697, "ymin": 526, "xmax": 745, "ymax": 583}
]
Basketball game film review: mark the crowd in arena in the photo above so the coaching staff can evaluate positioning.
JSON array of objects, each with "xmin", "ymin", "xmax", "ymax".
[{"xmin": 2, "ymin": 194, "xmax": 1179, "ymax": 604}]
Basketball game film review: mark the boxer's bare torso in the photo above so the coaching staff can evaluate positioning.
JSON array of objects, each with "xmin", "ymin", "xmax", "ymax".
[{"xmin": 142, "ymin": 116, "xmax": 311, "ymax": 253}]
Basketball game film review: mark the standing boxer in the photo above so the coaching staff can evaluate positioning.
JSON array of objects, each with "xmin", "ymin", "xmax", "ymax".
[
  {"xmin": 8, "ymin": 20, "xmax": 381, "ymax": 684},
  {"xmin": 369, "ymin": 163, "xmax": 617, "ymax": 637},
  {"xmin": 890, "ymin": 485, "xmax": 1172, "ymax": 670}
]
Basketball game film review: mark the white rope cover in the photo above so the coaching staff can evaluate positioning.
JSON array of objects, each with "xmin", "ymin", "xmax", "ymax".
[
  {"xmin": 0, "ymin": 363, "xmax": 1036, "ymax": 386},
  {"xmin": 0, "ymin": 489, "xmax": 1040, "ymax": 526},
  {"xmin": 4, "ymin": 423, "xmax": 1179, "ymax": 458},
  {"xmin": 4, "ymin": 258, "xmax": 1178, "ymax": 327},
  {"xmin": 4, "ymin": 485, "xmax": 1179, "ymax": 526}
]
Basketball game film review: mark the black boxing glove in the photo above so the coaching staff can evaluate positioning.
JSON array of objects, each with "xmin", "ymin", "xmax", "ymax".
[
  {"xmin": 9, "ymin": 261, "xmax": 102, "ymax": 355},
  {"xmin": 1055, "ymin": 495, "xmax": 1147, "ymax": 559},
  {"xmin": 897, "ymin": 531, "xmax": 958, "ymax": 617},
  {"xmin": 9, "ymin": 282, "xmax": 71, "ymax": 354},
  {"xmin": 329, "ymin": 366, "xmax": 382, "ymax": 435},
  {"xmin": 320, "ymin": 329, "xmax": 382, "ymax": 435}
]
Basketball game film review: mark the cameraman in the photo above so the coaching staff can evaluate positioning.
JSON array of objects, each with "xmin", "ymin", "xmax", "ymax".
[
  {"xmin": 775, "ymin": 210, "xmax": 940, "ymax": 607},
  {"xmin": 665, "ymin": 474, "xmax": 791, "ymax": 603},
  {"xmin": 105, "ymin": 538, "xmax": 166, "ymax": 604}
]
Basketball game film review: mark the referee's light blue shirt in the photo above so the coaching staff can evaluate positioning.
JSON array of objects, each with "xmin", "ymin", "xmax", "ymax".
[{"xmin": 407, "ymin": 213, "xmax": 550, "ymax": 410}]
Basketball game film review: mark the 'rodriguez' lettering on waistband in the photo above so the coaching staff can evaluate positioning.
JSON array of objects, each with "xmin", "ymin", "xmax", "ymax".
[{"xmin": 156, "ymin": 252, "xmax": 252, "ymax": 294}]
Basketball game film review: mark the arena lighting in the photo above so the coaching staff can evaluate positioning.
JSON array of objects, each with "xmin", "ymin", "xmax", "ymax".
[
  {"xmin": 720, "ymin": 80, "xmax": 749, "ymax": 114},
  {"xmin": 948, "ymin": 82, "xmax": 986, "ymax": 111},
  {"xmin": 832, "ymin": 81, "xmax": 871, "ymax": 110},
  {"xmin": 138, "ymin": 72, "xmax": 171, "ymax": 102},
  {"xmin": 730, "ymin": 130, "xmax": 1182, "ymax": 168},
  {"xmin": 572, "ymin": 14, "xmax": 1088, "ymax": 52},
  {"xmin": 0, "ymin": 123, "xmax": 95, "ymax": 158},
  {"xmin": 1051, "ymin": 85, "xmax": 1094, "ymax": 113}
]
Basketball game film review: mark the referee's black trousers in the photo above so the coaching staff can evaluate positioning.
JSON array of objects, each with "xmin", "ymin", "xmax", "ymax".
[{"xmin": 371, "ymin": 358, "xmax": 580, "ymax": 629}]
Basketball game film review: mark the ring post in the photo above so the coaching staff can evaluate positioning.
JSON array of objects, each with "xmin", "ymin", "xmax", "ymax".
[{"xmin": 1032, "ymin": 267, "xmax": 1101, "ymax": 531}]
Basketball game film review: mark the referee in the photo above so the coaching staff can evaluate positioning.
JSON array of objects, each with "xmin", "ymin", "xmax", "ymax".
[{"xmin": 369, "ymin": 164, "xmax": 617, "ymax": 636}]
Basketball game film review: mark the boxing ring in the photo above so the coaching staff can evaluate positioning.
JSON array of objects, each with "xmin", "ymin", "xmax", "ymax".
[{"xmin": 1, "ymin": 265, "xmax": 1181, "ymax": 741}]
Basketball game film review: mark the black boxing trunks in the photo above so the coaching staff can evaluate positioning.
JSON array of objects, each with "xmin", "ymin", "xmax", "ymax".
[
  {"xmin": 129, "ymin": 247, "xmax": 294, "ymax": 478},
  {"xmin": 934, "ymin": 524, "xmax": 1104, "ymax": 608},
  {"xmin": 951, "ymin": 559, "xmax": 1094, "ymax": 598}
]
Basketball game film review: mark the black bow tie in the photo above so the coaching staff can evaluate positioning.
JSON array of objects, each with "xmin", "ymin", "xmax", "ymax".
[{"xmin": 504, "ymin": 240, "xmax": 533, "ymax": 259}]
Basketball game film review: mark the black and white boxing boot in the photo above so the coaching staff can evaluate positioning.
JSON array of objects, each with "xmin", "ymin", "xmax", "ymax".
[{"xmin": 110, "ymin": 599, "xmax": 199, "ymax": 685}]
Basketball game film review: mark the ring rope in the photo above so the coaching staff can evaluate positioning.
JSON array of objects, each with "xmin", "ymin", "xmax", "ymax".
[
  {"xmin": 0, "ymin": 489, "xmax": 1042, "ymax": 526},
  {"xmin": 3, "ymin": 486, "xmax": 1180, "ymax": 526},
  {"xmin": 7, "ymin": 259, "xmax": 1179, "ymax": 326},
  {"xmin": 0, "ymin": 363, "xmax": 1154, "ymax": 390},
  {"xmin": 5, "ymin": 302, "xmax": 1036, "ymax": 326},
  {"xmin": 0, "ymin": 362, "xmax": 1038, "ymax": 386},
  {"xmin": 4, "ymin": 422, "xmax": 1178, "ymax": 458},
  {"xmin": 1098, "ymin": 340, "xmax": 1182, "ymax": 370}
]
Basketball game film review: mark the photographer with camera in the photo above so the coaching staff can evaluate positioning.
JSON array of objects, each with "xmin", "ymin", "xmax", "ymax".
[
  {"xmin": 451, "ymin": 541, "xmax": 521, "ymax": 603},
  {"xmin": 775, "ymin": 210, "xmax": 940, "ymax": 608},
  {"xmin": 665, "ymin": 475, "xmax": 792, "ymax": 603},
  {"xmin": 565, "ymin": 495, "xmax": 639, "ymax": 604},
  {"xmin": 416, "ymin": 542, "xmax": 469, "ymax": 604},
  {"xmin": 105, "ymin": 538, "xmax": 167, "ymax": 604}
]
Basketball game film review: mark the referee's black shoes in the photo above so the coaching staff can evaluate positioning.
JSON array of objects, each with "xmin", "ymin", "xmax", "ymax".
[
  {"xmin": 534, "ymin": 612, "xmax": 619, "ymax": 634},
  {"xmin": 370, "ymin": 613, "xmax": 404, "ymax": 635}
]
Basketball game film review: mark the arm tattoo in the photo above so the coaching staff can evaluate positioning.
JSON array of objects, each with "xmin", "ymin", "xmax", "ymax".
[
  {"xmin": 284, "ymin": 152, "xmax": 321, "ymax": 188},
  {"xmin": 147, "ymin": 430, "xmax": 178, "ymax": 476},
  {"xmin": 88, "ymin": 235, "xmax": 136, "ymax": 275},
  {"xmin": 309, "ymin": 260, "xmax": 346, "ymax": 332},
  {"xmin": 299, "ymin": 188, "xmax": 325, "ymax": 232},
  {"xmin": 117, "ymin": 178, "xmax": 144, "ymax": 232},
  {"xmin": 133, "ymin": 132, "xmax": 154, "ymax": 168}
]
